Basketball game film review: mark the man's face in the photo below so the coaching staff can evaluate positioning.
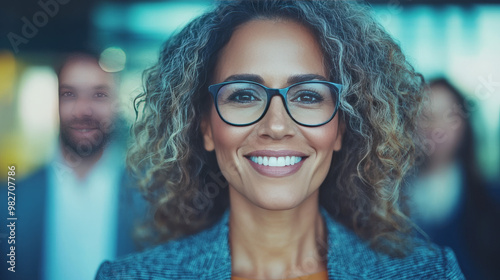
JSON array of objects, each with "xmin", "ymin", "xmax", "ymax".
[{"xmin": 58, "ymin": 57, "xmax": 117, "ymax": 157}]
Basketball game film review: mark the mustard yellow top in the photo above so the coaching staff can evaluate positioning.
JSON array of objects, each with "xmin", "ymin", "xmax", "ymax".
[{"xmin": 232, "ymin": 270, "xmax": 328, "ymax": 280}]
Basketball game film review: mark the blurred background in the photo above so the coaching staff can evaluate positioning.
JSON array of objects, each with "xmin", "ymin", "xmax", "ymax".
[
  {"xmin": 0, "ymin": 0, "xmax": 499, "ymax": 181},
  {"xmin": 0, "ymin": 0, "xmax": 499, "ymax": 279}
]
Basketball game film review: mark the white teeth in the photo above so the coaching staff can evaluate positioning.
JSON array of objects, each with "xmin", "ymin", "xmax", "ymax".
[{"xmin": 249, "ymin": 156, "xmax": 303, "ymax": 167}]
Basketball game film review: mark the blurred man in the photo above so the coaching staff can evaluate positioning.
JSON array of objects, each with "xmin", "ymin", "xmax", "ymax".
[
  {"xmin": 57, "ymin": 54, "xmax": 117, "ymax": 177},
  {"xmin": 0, "ymin": 52, "xmax": 145, "ymax": 280}
]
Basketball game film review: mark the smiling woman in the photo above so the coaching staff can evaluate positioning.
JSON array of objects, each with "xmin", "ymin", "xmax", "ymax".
[{"xmin": 96, "ymin": 1, "xmax": 464, "ymax": 279}]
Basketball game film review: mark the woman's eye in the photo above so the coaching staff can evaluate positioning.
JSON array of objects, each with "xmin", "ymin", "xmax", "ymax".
[
  {"xmin": 291, "ymin": 91, "xmax": 323, "ymax": 104},
  {"xmin": 227, "ymin": 91, "xmax": 260, "ymax": 103}
]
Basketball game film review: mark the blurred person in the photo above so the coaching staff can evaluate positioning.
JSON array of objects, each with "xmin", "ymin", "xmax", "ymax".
[
  {"xmin": 96, "ymin": 1, "xmax": 463, "ymax": 279},
  {"xmin": 409, "ymin": 78, "xmax": 500, "ymax": 280},
  {"xmin": 0, "ymin": 52, "xmax": 145, "ymax": 280}
]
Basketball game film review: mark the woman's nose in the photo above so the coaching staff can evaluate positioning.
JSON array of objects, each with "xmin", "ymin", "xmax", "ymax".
[{"xmin": 256, "ymin": 96, "xmax": 296, "ymax": 140}]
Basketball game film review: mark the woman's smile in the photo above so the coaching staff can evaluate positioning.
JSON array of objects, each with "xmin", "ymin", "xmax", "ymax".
[{"xmin": 245, "ymin": 149, "xmax": 308, "ymax": 177}]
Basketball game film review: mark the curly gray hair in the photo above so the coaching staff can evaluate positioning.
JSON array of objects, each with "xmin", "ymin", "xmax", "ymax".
[{"xmin": 128, "ymin": 0, "xmax": 425, "ymax": 257}]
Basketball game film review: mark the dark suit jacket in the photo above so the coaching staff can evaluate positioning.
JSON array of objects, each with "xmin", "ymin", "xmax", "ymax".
[
  {"xmin": 96, "ymin": 208, "xmax": 465, "ymax": 280},
  {"xmin": 0, "ymin": 165, "xmax": 146, "ymax": 280}
]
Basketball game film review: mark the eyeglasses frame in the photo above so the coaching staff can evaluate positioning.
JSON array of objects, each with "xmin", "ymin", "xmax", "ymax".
[{"xmin": 208, "ymin": 80, "xmax": 342, "ymax": 127}]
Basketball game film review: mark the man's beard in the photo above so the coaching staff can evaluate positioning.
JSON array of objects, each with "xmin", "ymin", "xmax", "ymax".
[{"xmin": 60, "ymin": 117, "xmax": 114, "ymax": 158}]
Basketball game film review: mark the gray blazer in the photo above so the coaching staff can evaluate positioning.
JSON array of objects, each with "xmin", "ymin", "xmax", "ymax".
[{"xmin": 96, "ymin": 208, "xmax": 464, "ymax": 279}]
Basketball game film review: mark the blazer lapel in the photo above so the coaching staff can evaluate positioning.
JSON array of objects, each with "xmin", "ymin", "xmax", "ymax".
[{"xmin": 321, "ymin": 207, "xmax": 378, "ymax": 279}]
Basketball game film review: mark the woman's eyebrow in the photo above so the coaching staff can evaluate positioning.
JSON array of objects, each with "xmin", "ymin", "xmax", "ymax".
[
  {"xmin": 222, "ymin": 73, "xmax": 328, "ymax": 85},
  {"xmin": 287, "ymin": 74, "xmax": 328, "ymax": 84},
  {"xmin": 223, "ymin": 74, "xmax": 264, "ymax": 83}
]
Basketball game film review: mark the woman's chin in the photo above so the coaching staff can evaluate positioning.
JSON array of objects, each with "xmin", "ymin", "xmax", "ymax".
[
  {"xmin": 249, "ymin": 193, "xmax": 307, "ymax": 211},
  {"xmin": 230, "ymin": 183, "xmax": 318, "ymax": 211}
]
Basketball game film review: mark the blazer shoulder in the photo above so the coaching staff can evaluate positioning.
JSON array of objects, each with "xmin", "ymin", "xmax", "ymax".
[
  {"xmin": 321, "ymin": 209, "xmax": 464, "ymax": 279},
  {"xmin": 95, "ymin": 237, "xmax": 199, "ymax": 279},
  {"xmin": 95, "ymin": 212, "xmax": 231, "ymax": 279},
  {"xmin": 367, "ymin": 240, "xmax": 465, "ymax": 279}
]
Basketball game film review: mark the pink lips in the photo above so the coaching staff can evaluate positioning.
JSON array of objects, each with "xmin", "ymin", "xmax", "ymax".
[
  {"xmin": 245, "ymin": 150, "xmax": 307, "ymax": 178},
  {"xmin": 245, "ymin": 150, "xmax": 307, "ymax": 158}
]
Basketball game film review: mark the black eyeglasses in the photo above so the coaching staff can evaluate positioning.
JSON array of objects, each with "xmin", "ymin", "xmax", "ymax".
[{"xmin": 208, "ymin": 80, "xmax": 342, "ymax": 127}]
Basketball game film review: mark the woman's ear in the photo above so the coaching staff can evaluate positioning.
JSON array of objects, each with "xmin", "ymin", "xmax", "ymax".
[{"xmin": 200, "ymin": 117, "xmax": 215, "ymax": 151}]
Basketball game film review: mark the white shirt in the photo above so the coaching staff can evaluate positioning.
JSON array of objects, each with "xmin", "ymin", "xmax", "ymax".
[{"xmin": 43, "ymin": 142, "xmax": 123, "ymax": 280}]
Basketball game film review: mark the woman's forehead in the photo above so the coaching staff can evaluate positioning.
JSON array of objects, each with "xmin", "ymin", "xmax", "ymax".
[{"xmin": 213, "ymin": 19, "xmax": 327, "ymax": 86}]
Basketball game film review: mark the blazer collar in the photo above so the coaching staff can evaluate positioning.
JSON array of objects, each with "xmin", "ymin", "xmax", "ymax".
[{"xmin": 320, "ymin": 207, "xmax": 377, "ymax": 278}]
